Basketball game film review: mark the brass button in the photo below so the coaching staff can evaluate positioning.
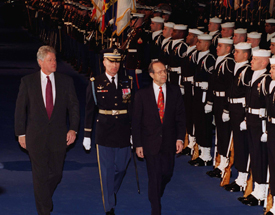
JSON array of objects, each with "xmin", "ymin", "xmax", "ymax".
[
  {"xmin": 115, "ymin": 116, "xmax": 118, "ymax": 119},
  {"xmin": 115, "ymin": 103, "xmax": 118, "ymax": 106},
  {"xmin": 102, "ymin": 96, "xmax": 104, "ymax": 98},
  {"xmin": 114, "ymin": 96, "xmax": 117, "ymax": 99},
  {"xmin": 97, "ymin": 119, "xmax": 99, "ymax": 122}
]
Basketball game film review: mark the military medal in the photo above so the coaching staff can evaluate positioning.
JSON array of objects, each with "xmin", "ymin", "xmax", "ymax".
[
  {"xmin": 122, "ymin": 88, "xmax": 131, "ymax": 102},
  {"xmin": 137, "ymin": 38, "xmax": 143, "ymax": 44}
]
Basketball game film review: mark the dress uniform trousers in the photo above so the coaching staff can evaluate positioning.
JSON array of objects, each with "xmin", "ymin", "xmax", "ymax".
[
  {"xmin": 97, "ymin": 145, "xmax": 131, "ymax": 212},
  {"xmin": 268, "ymin": 122, "xmax": 275, "ymax": 195},
  {"xmin": 193, "ymin": 86, "xmax": 213, "ymax": 147},
  {"xmin": 213, "ymin": 95, "xmax": 232, "ymax": 157},
  {"xmin": 182, "ymin": 80, "xmax": 194, "ymax": 136}
]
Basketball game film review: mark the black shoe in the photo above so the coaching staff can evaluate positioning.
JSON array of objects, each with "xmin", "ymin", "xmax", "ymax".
[
  {"xmin": 106, "ymin": 208, "xmax": 115, "ymax": 215},
  {"xmin": 188, "ymin": 157, "xmax": 212, "ymax": 166},
  {"xmin": 241, "ymin": 194, "xmax": 264, "ymax": 206},
  {"xmin": 206, "ymin": 168, "xmax": 222, "ymax": 178},
  {"xmin": 266, "ymin": 211, "xmax": 274, "ymax": 215},
  {"xmin": 237, "ymin": 196, "xmax": 246, "ymax": 203},
  {"xmin": 224, "ymin": 181, "xmax": 244, "ymax": 192},
  {"xmin": 181, "ymin": 147, "xmax": 192, "ymax": 156}
]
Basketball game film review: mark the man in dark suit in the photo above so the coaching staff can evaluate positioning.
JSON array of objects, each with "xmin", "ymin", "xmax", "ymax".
[
  {"xmin": 132, "ymin": 61, "xmax": 186, "ymax": 215},
  {"xmin": 14, "ymin": 45, "xmax": 80, "ymax": 215}
]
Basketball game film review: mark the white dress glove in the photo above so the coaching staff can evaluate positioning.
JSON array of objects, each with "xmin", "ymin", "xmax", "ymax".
[
  {"xmin": 83, "ymin": 137, "xmax": 91, "ymax": 150},
  {"xmin": 240, "ymin": 120, "xmax": 247, "ymax": 131},
  {"xmin": 222, "ymin": 112, "xmax": 230, "ymax": 122},
  {"xmin": 261, "ymin": 133, "xmax": 267, "ymax": 142},
  {"xmin": 204, "ymin": 104, "xmax": 212, "ymax": 113}
]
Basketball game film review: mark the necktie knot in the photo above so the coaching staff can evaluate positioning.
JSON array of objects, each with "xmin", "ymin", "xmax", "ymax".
[{"xmin": 111, "ymin": 77, "xmax": 115, "ymax": 83}]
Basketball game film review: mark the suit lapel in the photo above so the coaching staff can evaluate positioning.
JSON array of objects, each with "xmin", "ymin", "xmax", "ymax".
[
  {"xmin": 163, "ymin": 84, "xmax": 171, "ymax": 123},
  {"xmin": 34, "ymin": 72, "xmax": 49, "ymax": 120},
  {"xmin": 50, "ymin": 72, "xmax": 60, "ymax": 120}
]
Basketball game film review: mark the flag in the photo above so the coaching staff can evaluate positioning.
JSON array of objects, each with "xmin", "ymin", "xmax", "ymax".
[
  {"xmin": 228, "ymin": 0, "xmax": 234, "ymax": 8},
  {"xmin": 101, "ymin": 0, "xmax": 118, "ymax": 33},
  {"xmin": 234, "ymin": 0, "xmax": 240, "ymax": 10},
  {"xmin": 223, "ymin": 0, "xmax": 228, "ymax": 7},
  {"xmin": 270, "ymin": 0, "xmax": 275, "ymax": 15},
  {"xmin": 114, "ymin": 0, "xmax": 136, "ymax": 36},
  {"xmin": 92, "ymin": 0, "xmax": 104, "ymax": 21}
]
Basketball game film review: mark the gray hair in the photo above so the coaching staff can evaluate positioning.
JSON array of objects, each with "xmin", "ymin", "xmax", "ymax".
[
  {"xmin": 148, "ymin": 60, "xmax": 164, "ymax": 73},
  {"xmin": 37, "ymin": 46, "xmax": 56, "ymax": 65}
]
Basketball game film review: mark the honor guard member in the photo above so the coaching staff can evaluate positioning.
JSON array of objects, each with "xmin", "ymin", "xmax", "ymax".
[
  {"xmin": 125, "ymin": 13, "xmax": 149, "ymax": 91},
  {"xmin": 162, "ymin": 9, "xmax": 171, "ymax": 22},
  {"xmin": 153, "ymin": 7, "xmax": 162, "ymax": 17},
  {"xmin": 221, "ymin": 22, "xmax": 235, "ymax": 39},
  {"xmin": 233, "ymin": 28, "xmax": 247, "ymax": 45},
  {"xmin": 158, "ymin": 22, "xmax": 174, "ymax": 68},
  {"xmin": 149, "ymin": 16, "xmax": 164, "ymax": 62},
  {"xmin": 83, "ymin": 48, "xmax": 132, "ymax": 215},
  {"xmin": 167, "ymin": 24, "xmax": 188, "ymax": 85},
  {"xmin": 205, "ymin": 38, "xmax": 235, "ymax": 178},
  {"xmin": 208, "ymin": 17, "xmax": 222, "ymax": 56},
  {"xmin": 264, "ymin": 57, "xmax": 275, "ymax": 215},
  {"xmin": 188, "ymin": 34, "xmax": 216, "ymax": 165},
  {"xmin": 223, "ymin": 42, "xmax": 253, "ymax": 192},
  {"xmin": 260, "ymin": 19, "xmax": 275, "ymax": 50},
  {"xmin": 270, "ymin": 38, "xmax": 275, "ymax": 56},
  {"xmin": 238, "ymin": 49, "xmax": 271, "ymax": 206},
  {"xmin": 180, "ymin": 28, "xmax": 204, "ymax": 156},
  {"xmin": 247, "ymin": 32, "xmax": 261, "ymax": 55}
]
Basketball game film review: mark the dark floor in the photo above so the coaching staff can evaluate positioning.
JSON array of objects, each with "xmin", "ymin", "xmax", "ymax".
[{"xmin": 0, "ymin": 9, "xmax": 265, "ymax": 215}]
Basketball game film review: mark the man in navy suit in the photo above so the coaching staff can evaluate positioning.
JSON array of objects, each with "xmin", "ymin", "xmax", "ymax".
[
  {"xmin": 132, "ymin": 61, "xmax": 186, "ymax": 215},
  {"xmin": 15, "ymin": 46, "xmax": 79, "ymax": 215}
]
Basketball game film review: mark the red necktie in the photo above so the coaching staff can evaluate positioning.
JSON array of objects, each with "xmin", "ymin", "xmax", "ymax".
[
  {"xmin": 46, "ymin": 76, "xmax": 53, "ymax": 119},
  {"xmin": 157, "ymin": 86, "xmax": 164, "ymax": 123}
]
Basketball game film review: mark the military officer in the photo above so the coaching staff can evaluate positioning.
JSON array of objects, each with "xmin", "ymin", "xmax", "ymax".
[{"xmin": 83, "ymin": 48, "xmax": 132, "ymax": 215}]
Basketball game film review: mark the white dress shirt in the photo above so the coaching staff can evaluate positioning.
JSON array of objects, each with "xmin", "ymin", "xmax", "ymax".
[
  {"xmin": 153, "ymin": 82, "xmax": 166, "ymax": 109},
  {"xmin": 41, "ymin": 70, "xmax": 56, "ymax": 106},
  {"xmin": 105, "ymin": 72, "xmax": 118, "ymax": 89}
]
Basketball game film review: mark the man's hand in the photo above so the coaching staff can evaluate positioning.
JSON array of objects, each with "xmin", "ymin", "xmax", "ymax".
[
  {"xmin": 67, "ymin": 130, "xmax": 76, "ymax": 145},
  {"xmin": 136, "ymin": 147, "xmax": 144, "ymax": 158},
  {"xmin": 18, "ymin": 136, "xmax": 26, "ymax": 149},
  {"xmin": 176, "ymin": 140, "xmax": 184, "ymax": 154},
  {"xmin": 83, "ymin": 137, "xmax": 91, "ymax": 150}
]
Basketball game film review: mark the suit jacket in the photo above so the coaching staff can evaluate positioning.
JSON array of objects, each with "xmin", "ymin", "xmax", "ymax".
[
  {"xmin": 14, "ymin": 71, "xmax": 80, "ymax": 153},
  {"xmin": 132, "ymin": 83, "xmax": 186, "ymax": 155}
]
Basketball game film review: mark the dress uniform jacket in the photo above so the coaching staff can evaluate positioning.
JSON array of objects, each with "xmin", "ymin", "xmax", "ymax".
[
  {"xmin": 260, "ymin": 32, "xmax": 275, "ymax": 50},
  {"xmin": 207, "ymin": 53, "xmax": 235, "ymax": 157},
  {"xmin": 209, "ymin": 30, "xmax": 221, "ymax": 57},
  {"xmin": 246, "ymin": 69, "xmax": 269, "ymax": 184},
  {"xmin": 228, "ymin": 62, "xmax": 252, "ymax": 173},
  {"xmin": 84, "ymin": 73, "xmax": 132, "ymax": 148},
  {"xmin": 158, "ymin": 37, "xmax": 172, "ymax": 67},
  {"xmin": 192, "ymin": 50, "xmax": 216, "ymax": 148},
  {"xmin": 149, "ymin": 31, "xmax": 164, "ymax": 61}
]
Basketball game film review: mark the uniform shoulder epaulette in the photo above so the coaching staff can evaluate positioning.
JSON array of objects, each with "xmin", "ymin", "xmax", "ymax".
[
  {"xmin": 90, "ymin": 77, "xmax": 95, "ymax": 82},
  {"xmin": 128, "ymin": 76, "xmax": 133, "ymax": 80}
]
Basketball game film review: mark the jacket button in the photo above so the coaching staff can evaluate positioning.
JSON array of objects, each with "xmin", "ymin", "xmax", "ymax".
[
  {"xmin": 115, "ymin": 103, "xmax": 118, "ymax": 106},
  {"xmin": 114, "ymin": 96, "xmax": 117, "ymax": 99},
  {"xmin": 160, "ymin": 134, "xmax": 162, "ymax": 137},
  {"xmin": 115, "ymin": 116, "xmax": 118, "ymax": 119}
]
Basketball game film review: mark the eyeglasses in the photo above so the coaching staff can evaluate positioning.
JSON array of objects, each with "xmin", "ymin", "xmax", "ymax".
[{"xmin": 154, "ymin": 70, "xmax": 167, "ymax": 75}]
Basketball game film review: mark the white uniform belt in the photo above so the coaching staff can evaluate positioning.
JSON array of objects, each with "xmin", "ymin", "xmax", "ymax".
[
  {"xmin": 183, "ymin": 76, "xmax": 194, "ymax": 82},
  {"xmin": 195, "ymin": 82, "xmax": 208, "ymax": 89},
  {"xmin": 213, "ymin": 91, "xmax": 225, "ymax": 97},
  {"xmin": 170, "ymin": 67, "xmax": 181, "ymax": 72},
  {"xmin": 268, "ymin": 116, "xmax": 275, "ymax": 124},
  {"xmin": 135, "ymin": 69, "xmax": 142, "ymax": 74},
  {"xmin": 248, "ymin": 107, "xmax": 266, "ymax": 117},
  {"xmin": 128, "ymin": 49, "xmax": 137, "ymax": 52},
  {"xmin": 151, "ymin": 59, "xmax": 158, "ymax": 62},
  {"xmin": 99, "ymin": 109, "xmax": 127, "ymax": 115},
  {"xmin": 229, "ymin": 97, "xmax": 245, "ymax": 104}
]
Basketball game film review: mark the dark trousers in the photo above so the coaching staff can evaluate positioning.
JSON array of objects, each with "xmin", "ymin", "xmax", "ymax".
[
  {"xmin": 268, "ymin": 123, "xmax": 275, "ymax": 195},
  {"xmin": 193, "ymin": 87, "xmax": 213, "ymax": 147},
  {"xmin": 230, "ymin": 106, "xmax": 249, "ymax": 173},
  {"xmin": 182, "ymin": 82, "xmax": 193, "ymax": 136},
  {"xmin": 145, "ymin": 149, "xmax": 175, "ymax": 215},
  {"xmin": 97, "ymin": 145, "xmax": 131, "ymax": 212},
  {"xmin": 247, "ymin": 125, "xmax": 268, "ymax": 184},
  {"xmin": 213, "ymin": 96, "xmax": 231, "ymax": 156},
  {"xmin": 29, "ymin": 147, "xmax": 66, "ymax": 215}
]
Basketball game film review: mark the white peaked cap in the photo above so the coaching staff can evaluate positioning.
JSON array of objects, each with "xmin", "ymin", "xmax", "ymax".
[
  {"xmin": 189, "ymin": 28, "xmax": 204, "ymax": 35},
  {"xmin": 198, "ymin": 34, "xmax": 212, "ymax": 40},
  {"xmin": 209, "ymin": 17, "xmax": 222, "ymax": 24},
  {"xmin": 234, "ymin": 28, "xmax": 247, "ymax": 34},
  {"xmin": 151, "ymin": 16, "xmax": 164, "ymax": 23},
  {"xmin": 164, "ymin": 22, "xmax": 175, "ymax": 28},
  {"xmin": 247, "ymin": 32, "xmax": 262, "ymax": 39},
  {"xmin": 174, "ymin": 24, "xmax": 187, "ymax": 30},
  {"xmin": 234, "ymin": 42, "xmax": 251, "ymax": 50},
  {"xmin": 221, "ymin": 22, "xmax": 235, "ymax": 28},
  {"xmin": 218, "ymin": 38, "xmax": 233, "ymax": 44},
  {"xmin": 253, "ymin": 49, "xmax": 271, "ymax": 57},
  {"xmin": 266, "ymin": 18, "xmax": 275, "ymax": 23}
]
